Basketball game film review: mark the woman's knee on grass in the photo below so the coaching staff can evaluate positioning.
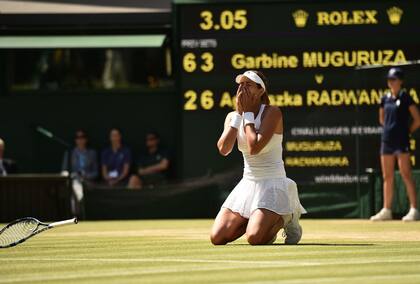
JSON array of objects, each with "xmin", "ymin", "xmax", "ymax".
[
  {"xmin": 245, "ymin": 230, "xmax": 274, "ymax": 245},
  {"xmin": 210, "ymin": 226, "xmax": 240, "ymax": 245},
  {"xmin": 245, "ymin": 209, "xmax": 283, "ymax": 245},
  {"xmin": 210, "ymin": 209, "xmax": 247, "ymax": 245},
  {"xmin": 245, "ymin": 224, "xmax": 279, "ymax": 245},
  {"xmin": 210, "ymin": 231, "xmax": 228, "ymax": 245},
  {"xmin": 210, "ymin": 221, "xmax": 242, "ymax": 245}
]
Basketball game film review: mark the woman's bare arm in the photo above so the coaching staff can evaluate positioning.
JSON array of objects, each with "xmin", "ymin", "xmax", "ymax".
[
  {"xmin": 217, "ymin": 112, "xmax": 238, "ymax": 156},
  {"xmin": 102, "ymin": 165, "xmax": 109, "ymax": 180},
  {"xmin": 244, "ymin": 107, "xmax": 282, "ymax": 155},
  {"xmin": 409, "ymin": 105, "xmax": 420, "ymax": 133},
  {"xmin": 379, "ymin": 107, "xmax": 384, "ymax": 126},
  {"xmin": 117, "ymin": 164, "xmax": 130, "ymax": 182}
]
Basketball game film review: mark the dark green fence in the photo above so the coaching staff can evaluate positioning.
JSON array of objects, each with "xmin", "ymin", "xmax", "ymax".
[{"xmin": 373, "ymin": 170, "xmax": 420, "ymax": 218}]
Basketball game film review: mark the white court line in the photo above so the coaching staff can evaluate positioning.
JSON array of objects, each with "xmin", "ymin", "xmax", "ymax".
[
  {"xmin": 0, "ymin": 264, "xmax": 264, "ymax": 283},
  {"xmin": 1, "ymin": 257, "xmax": 420, "ymax": 266},
  {"xmin": 1, "ymin": 258, "xmax": 420, "ymax": 283},
  {"xmin": 0, "ymin": 257, "xmax": 316, "ymax": 266},
  {"xmin": 226, "ymin": 273, "xmax": 420, "ymax": 284}
]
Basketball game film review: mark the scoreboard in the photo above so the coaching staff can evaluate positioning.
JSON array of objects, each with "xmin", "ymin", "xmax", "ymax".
[{"xmin": 173, "ymin": 0, "xmax": 420, "ymax": 187}]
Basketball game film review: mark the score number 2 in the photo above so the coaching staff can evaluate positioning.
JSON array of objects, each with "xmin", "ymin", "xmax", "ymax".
[{"xmin": 200, "ymin": 10, "xmax": 247, "ymax": 31}]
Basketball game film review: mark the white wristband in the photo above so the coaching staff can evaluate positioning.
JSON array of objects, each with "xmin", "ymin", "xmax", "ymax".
[
  {"xmin": 243, "ymin": 112, "xmax": 255, "ymax": 126},
  {"xmin": 229, "ymin": 113, "xmax": 242, "ymax": 129}
]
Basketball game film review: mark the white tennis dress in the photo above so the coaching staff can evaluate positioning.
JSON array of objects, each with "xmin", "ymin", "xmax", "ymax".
[{"xmin": 222, "ymin": 104, "xmax": 306, "ymax": 218}]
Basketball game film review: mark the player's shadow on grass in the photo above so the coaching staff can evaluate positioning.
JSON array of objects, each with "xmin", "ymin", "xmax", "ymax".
[
  {"xmin": 282, "ymin": 243, "xmax": 375, "ymax": 246},
  {"xmin": 231, "ymin": 243, "xmax": 375, "ymax": 246}
]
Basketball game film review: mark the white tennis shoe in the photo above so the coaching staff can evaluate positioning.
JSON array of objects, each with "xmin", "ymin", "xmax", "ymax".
[
  {"xmin": 402, "ymin": 208, "xmax": 420, "ymax": 222},
  {"xmin": 370, "ymin": 208, "xmax": 392, "ymax": 221},
  {"xmin": 267, "ymin": 234, "xmax": 277, "ymax": 245},
  {"xmin": 283, "ymin": 212, "xmax": 302, "ymax": 245}
]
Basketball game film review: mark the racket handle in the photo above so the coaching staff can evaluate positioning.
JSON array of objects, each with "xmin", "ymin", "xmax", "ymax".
[{"xmin": 49, "ymin": 217, "xmax": 78, "ymax": 228}]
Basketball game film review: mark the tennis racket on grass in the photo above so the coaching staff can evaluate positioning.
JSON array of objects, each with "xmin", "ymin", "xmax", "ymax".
[{"xmin": 0, "ymin": 217, "xmax": 78, "ymax": 248}]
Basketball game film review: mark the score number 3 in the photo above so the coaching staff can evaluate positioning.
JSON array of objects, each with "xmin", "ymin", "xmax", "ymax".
[{"xmin": 200, "ymin": 10, "xmax": 247, "ymax": 31}]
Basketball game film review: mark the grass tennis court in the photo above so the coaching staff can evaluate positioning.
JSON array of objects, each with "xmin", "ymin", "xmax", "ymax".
[{"xmin": 1, "ymin": 219, "xmax": 420, "ymax": 284}]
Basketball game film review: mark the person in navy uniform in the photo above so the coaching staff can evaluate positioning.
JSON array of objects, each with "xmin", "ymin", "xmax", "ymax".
[
  {"xmin": 101, "ymin": 128, "xmax": 132, "ymax": 187},
  {"xmin": 371, "ymin": 68, "xmax": 420, "ymax": 221},
  {"xmin": 127, "ymin": 131, "xmax": 170, "ymax": 189}
]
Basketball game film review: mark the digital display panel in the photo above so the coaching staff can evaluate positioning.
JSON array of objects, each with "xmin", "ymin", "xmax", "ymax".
[{"xmin": 174, "ymin": 0, "xmax": 420, "ymax": 187}]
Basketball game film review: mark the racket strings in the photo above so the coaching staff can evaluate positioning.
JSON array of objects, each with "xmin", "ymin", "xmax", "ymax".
[{"xmin": 0, "ymin": 220, "xmax": 39, "ymax": 247}]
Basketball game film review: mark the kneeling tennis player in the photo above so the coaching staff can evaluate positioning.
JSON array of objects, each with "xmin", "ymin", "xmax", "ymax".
[{"xmin": 211, "ymin": 70, "xmax": 306, "ymax": 245}]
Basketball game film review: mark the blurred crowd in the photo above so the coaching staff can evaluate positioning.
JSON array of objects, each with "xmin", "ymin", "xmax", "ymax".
[
  {"xmin": 0, "ymin": 128, "xmax": 171, "ymax": 190},
  {"xmin": 11, "ymin": 49, "xmax": 173, "ymax": 91},
  {"xmin": 65, "ymin": 128, "xmax": 171, "ymax": 189}
]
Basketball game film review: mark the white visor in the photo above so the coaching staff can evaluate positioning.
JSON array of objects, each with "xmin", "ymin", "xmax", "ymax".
[{"xmin": 235, "ymin": 71, "xmax": 266, "ymax": 91}]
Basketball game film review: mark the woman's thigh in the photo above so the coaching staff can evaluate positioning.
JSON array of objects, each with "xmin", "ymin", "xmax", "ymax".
[
  {"xmin": 210, "ymin": 208, "xmax": 248, "ymax": 245},
  {"xmin": 246, "ymin": 209, "xmax": 284, "ymax": 244},
  {"xmin": 397, "ymin": 153, "xmax": 413, "ymax": 179},
  {"xmin": 381, "ymin": 154, "xmax": 396, "ymax": 179}
]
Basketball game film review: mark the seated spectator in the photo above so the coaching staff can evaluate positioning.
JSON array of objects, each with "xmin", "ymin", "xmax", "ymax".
[
  {"xmin": 101, "ymin": 128, "xmax": 131, "ymax": 186},
  {"xmin": 128, "ymin": 131, "xmax": 170, "ymax": 189},
  {"xmin": 62, "ymin": 129, "xmax": 98, "ymax": 181},
  {"xmin": 0, "ymin": 138, "xmax": 18, "ymax": 176}
]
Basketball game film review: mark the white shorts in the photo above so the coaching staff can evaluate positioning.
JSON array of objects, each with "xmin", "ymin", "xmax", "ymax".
[{"xmin": 222, "ymin": 177, "xmax": 306, "ymax": 219}]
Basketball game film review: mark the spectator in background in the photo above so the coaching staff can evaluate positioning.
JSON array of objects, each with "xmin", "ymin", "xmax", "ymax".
[
  {"xmin": 62, "ymin": 130, "xmax": 97, "ymax": 217},
  {"xmin": 128, "ymin": 131, "xmax": 170, "ymax": 189},
  {"xmin": 0, "ymin": 138, "xmax": 18, "ymax": 176},
  {"xmin": 101, "ymin": 128, "xmax": 131, "ymax": 186},
  {"xmin": 62, "ymin": 129, "xmax": 98, "ymax": 181},
  {"xmin": 371, "ymin": 68, "xmax": 420, "ymax": 221}
]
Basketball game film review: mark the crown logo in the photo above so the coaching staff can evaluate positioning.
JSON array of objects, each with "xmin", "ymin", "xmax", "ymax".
[
  {"xmin": 293, "ymin": 10, "xmax": 309, "ymax": 28},
  {"xmin": 387, "ymin": 6, "xmax": 403, "ymax": 25},
  {"xmin": 315, "ymin": 74, "xmax": 324, "ymax": 84}
]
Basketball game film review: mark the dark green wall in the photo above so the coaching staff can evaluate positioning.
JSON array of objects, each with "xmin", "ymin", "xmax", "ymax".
[{"xmin": 0, "ymin": 91, "xmax": 180, "ymax": 174}]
